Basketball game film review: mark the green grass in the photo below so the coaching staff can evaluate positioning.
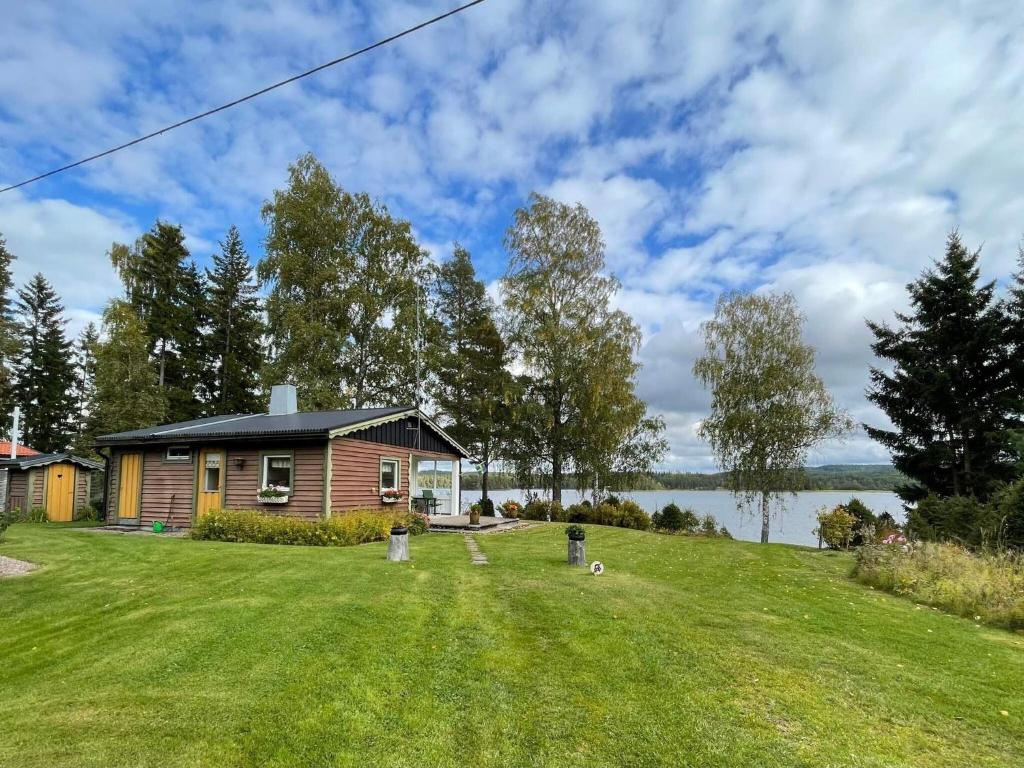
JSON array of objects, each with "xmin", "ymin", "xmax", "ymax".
[{"xmin": 1, "ymin": 524, "xmax": 1022, "ymax": 767}]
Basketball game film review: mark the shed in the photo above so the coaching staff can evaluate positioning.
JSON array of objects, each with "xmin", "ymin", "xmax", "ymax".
[{"xmin": 2, "ymin": 453, "xmax": 104, "ymax": 521}]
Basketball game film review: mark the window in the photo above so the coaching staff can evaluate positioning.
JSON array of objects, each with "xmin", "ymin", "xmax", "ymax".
[
  {"xmin": 380, "ymin": 458, "xmax": 400, "ymax": 491},
  {"xmin": 416, "ymin": 459, "xmax": 452, "ymax": 489},
  {"xmin": 166, "ymin": 445, "xmax": 191, "ymax": 462},
  {"xmin": 262, "ymin": 454, "xmax": 293, "ymax": 491},
  {"xmin": 203, "ymin": 453, "xmax": 221, "ymax": 492}
]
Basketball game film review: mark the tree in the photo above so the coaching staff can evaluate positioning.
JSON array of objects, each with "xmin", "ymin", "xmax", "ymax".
[
  {"xmin": 110, "ymin": 221, "xmax": 204, "ymax": 422},
  {"xmin": 89, "ymin": 302, "xmax": 167, "ymax": 435},
  {"xmin": 259, "ymin": 153, "xmax": 427, "ymax": 409},
  {"xmin": 501, "ymin": 193, "xmax": 666, "ymax": 504},
  {"xmin": 0, "ymin": 233, "xmax": 20, "ymax": 435},
  {"xmin": 13, "ymin": 273, "xmax": 77, "ymax": 453},
  {"xmin": 429, "ymin": 244, "xmax": 512, "ymax": 501},
  {"xmin": 206, "ymin": 225, "xmax": 264, "ymax": 414},
  {"xmin": 867, "ymin": 232, "xmax": 1017, "ymax": 514},
  {"xmin": 69, "ymin": 322, "xmax": 99, "ymax": 456},
  {"xmin": 693, "ymin": 292, "xmax": 852, "ymax": 543}
]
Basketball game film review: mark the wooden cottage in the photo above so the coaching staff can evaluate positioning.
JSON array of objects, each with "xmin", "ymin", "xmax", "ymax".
[
  {"xmin": 93, "ymin": 385, "xmax": 469, "ymax": 529},
  {"xmin": 0, "ymin": 451, "xmax": 103, "ymax": 521}
]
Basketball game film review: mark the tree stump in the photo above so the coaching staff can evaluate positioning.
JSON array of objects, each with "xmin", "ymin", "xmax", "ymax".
[
  {"xmin": 387, "ymin": 528, "xmax": 409, "ymax": 562},
  {"xmin": 568, "ymin": 538, "xmax": 586, "ymax": 566}
]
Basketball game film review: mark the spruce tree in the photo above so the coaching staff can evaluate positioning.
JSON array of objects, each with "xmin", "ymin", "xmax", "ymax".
[
  {"xmin": 89, "ymin": 302, "xmax": 167, "ymax": 435},
  {"xmin": 867, "ymin": 231, "xmax": 1016, "ymax": 512},
  {"xmin": 13, "ymin": 273, "xmax": 77, "ymax": 453},
  {"xmin": 429, "ymin": 245, "xmax": 512, "ymax": 501},
  {"xmin": 0, "ymin": 233, "xmax": 20, "ymax": 436},
  {"xmin": 206, "ymin": 226, "xmax": 264, "ymax": 414},
  {"xmin": 110, "ymin": 221, "xmax": 204, "ymax": 422}
]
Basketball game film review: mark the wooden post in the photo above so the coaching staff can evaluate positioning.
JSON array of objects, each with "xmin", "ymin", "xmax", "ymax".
[
  {"xmin": 568, "ymin": 538, "xmax": 586, "ymax": 566},
  {"xmin": 387, "ymin": 527, "xmax": 409, "ymax": 562}
]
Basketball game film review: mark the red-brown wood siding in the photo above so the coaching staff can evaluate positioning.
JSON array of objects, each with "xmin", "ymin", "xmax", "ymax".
[
  {"xmin": 8, "ymin": 470, "xmax": 27, "ymax": 512},
  {"xmin": 223, "ymin": 445, "xmax": 324, "ymax": 522},
  {"xmin": 329, "ymin": 437, "xmax": 458, "ymax": 512},
  {"xmin": 139, "ymin": 450, "xmax": 195, "ymax": 528}
]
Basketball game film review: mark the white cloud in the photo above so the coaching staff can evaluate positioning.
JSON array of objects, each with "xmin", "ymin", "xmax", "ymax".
[{"xmin": 0, "ymin": 192, "xmax": 135, "ymax": 335}]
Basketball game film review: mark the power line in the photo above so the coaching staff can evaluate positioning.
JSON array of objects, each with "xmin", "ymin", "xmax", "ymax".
[{"xmin": 0, "ymin": 0, "xmax": 488, "ymax": 194}]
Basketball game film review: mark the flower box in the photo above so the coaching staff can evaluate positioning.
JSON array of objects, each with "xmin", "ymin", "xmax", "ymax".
[
  {"xmin": 381, "ymin": 496, "xmax": 401, "ymax": 504},
  {"xmin": 257, "ymin": 494, "xmax": 289, "ymax": 505}
]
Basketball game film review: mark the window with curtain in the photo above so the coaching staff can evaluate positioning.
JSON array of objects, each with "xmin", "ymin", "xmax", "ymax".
[{"xmin": 262, "ymin": 455, "xmax": 293, "ymax": 491}]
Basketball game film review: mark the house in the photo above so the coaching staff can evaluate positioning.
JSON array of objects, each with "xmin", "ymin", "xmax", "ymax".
[
  {"xmin": 0, "ymin": 448, "xmax": 104, "ymax": 521},
  {"xmin": 93, "ymin": 385, "xmax": 469, "ymax": 529}
]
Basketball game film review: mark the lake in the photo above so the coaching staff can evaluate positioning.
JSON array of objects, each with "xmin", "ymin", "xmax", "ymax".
[{"xmin": 460, "ymin": 489, "xmax": 905, "ymax": 547}]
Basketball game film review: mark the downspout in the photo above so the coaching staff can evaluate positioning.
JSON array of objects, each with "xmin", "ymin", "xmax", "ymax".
[{"xmin": 99, "ymin": 447, "xmax": 111, "ymax": 523}]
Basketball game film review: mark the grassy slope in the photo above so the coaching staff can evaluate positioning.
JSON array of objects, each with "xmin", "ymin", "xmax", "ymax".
[{"xmin": 1, "ymin": 524, "xmax": 1022, "ymax": 768}]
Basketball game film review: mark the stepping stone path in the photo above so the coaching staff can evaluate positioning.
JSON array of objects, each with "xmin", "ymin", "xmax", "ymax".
[{"xmin": 465, "ymin": 535, "xmax": 488, "ymax": 565}]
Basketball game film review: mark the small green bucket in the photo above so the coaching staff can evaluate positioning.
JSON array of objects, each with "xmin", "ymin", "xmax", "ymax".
[{"xmin": 152, "ymin": 521, "xmax": 165, "ymax": 533}]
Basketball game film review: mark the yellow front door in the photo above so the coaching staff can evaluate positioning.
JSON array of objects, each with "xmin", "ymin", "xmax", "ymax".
[
  {"xmin": 45, "ymin": 464, "xmax": 75, "ymax": 521},
  {"xmin": 196, "ymin": 448, "xmax": 225, "ymax": 518},
  {"xmin": 117, "ymin": 453, "xmax": 142, "ymax": 522}
]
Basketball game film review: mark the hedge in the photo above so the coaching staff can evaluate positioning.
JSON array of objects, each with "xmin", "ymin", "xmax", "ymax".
[{"xmin": 190, "ymin": 509, "xmax": 428, "ymax": 547}]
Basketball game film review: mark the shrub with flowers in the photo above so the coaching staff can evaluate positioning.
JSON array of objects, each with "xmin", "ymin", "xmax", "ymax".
[
  {"xmin": 500, "ymin": 500, "xmax": 522, "ymax": 518},
  {"xmin": 191, "ymin": 508, "xmax": 426, "ymax": 547},
  {"xmin": 881, "ymin": 532, "xmax": 908, "ymax": 546}
]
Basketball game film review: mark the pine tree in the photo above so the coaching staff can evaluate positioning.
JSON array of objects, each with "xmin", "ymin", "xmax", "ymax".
[
  {"xmin": 110, "ymin": 221, "xmax": 204, "ymax": 422},
  {"xmin": 206, "ymin": 226, "xmax": 264, "ymax": 414},
  {"xmin": 0, "ymin": 233, "xmax": 20, "ymax": 436},
  {"xmin": 1006, "ymin": 245, "xmax": 1024, "ymax": 424},
  {"xmin": 867, "ymin": 231, "xmax": 1017, "ymax": 509},
  {"xmin": 13, "ymin": 274, "xmax": 77, "ymax": 453},
  {"xmin": 429, "ymin": 245, "xmax": 512, "ymax": 501},
  {"xmin": 69, "ymin": 322, "xmax": 99, "ymax": 456},
  {"xmin": 89, "ymin": 302, "xmax": 167, "ymax": 435}
]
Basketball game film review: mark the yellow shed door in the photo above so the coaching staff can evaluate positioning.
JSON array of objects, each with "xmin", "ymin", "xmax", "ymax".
[
  {"xmin": 196, "ymin": 449, "xmax": 225, "ymax": 518},
  {"xmin": 45, "ymin": 464, "xmax": 75, "ymax": 521},
  {"xmin": 117, "ymin": 453, "xmax": 142, "ymax": 521}
]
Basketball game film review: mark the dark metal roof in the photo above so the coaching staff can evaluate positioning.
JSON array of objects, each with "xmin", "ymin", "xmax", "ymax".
[
  {"xmin": 95, "ymin": 407, "xmax": 416, "ymax": 445},
  {"xmin": 0, "ymin": 452, "xmax": 104, "ymax": 471}
]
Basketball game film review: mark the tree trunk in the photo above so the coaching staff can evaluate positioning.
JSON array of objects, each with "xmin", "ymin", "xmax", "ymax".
[
  {"xmin": 551, "ymin": 457, "xmax": 562, "ymax": 505},
  {"xmin": 481, "ymin": 446, "xmax": 489, "ymax": 502},
  {"xmin": 760, "ymin": 493, "xmax": 770, "ymax": 544}
]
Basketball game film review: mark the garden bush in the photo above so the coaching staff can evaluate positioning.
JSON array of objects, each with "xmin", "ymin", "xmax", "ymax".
[
  {"xmin": 854, "ymin": 540, "xmax": 1024, "ymax": 629},
  {"xmin": 815, "ymin": 505, "xmax": 857, "ymax": 549},
  {"xmin": 521, "ymin": 499, "xmax": 563, "ymax": 522},
  {"xmin": 652, "ymin": 503, "xmax": 698, "ymax": 532},
  {"xmin": 190, "ymin": 509, "xmax": 426, "ymax": 547},
  {"xmin": 479, "ymin": 497, "xmax": 495, "ymax": 517}
]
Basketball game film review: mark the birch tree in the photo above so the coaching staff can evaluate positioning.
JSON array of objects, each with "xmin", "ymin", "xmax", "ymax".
[{"xmin": 693, "ymin": 292, "xmax": 851, "ymax": 543}]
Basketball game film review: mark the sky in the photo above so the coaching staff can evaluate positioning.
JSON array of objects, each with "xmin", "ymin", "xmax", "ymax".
[{"xmin": 1, "ymin": 0, "xmax": 1024, "ymax": 471}]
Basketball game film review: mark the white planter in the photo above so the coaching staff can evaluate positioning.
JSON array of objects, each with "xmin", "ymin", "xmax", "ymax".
[
  {"xmin": 381, "ymin": 497, "xmax": 401, "ymax": 504},
  {"xmin": 257, "ymin": 495, "xmax": 289, "ymax": 505}
]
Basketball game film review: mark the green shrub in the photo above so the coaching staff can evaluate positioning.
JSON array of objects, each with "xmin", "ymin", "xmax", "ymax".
[
  {"xmin": 908, "ymin": 494, "xmax": 992, "ymax": 545},
  {"xmin": 0, "ymin": 509, "xmax": 9, "ymax": 540},
  {"xmin": 75, "ymin": 503, "xmax": 102, "ymax": 522},
  {"xmin": 405, "ymin": 512, "xmax": 430, "ymax": 536},
  {"xmin": 656, "ymin": 503, "xmax": 684, "ymax": 531},
  {"xmin": 27, "ymin": 507, "xmax": 47, "ymax": 524},
  {"xmin": 479, "ymin": 497, "xmax": 495, "ymax": 517},
  {"xmin": 190, "ymin": 509, "xmax": 425, "ymax": 547},
  {"xmin": 521, "ymin": 499, "xmax": 563, "ymax": 522},
  {"xmin": 699, "ymin": 514, "xmax": 718, "ymax": 536},
  {"xmin": 814, "ymin": 505, "xmax": 857, "ymax": 549},
  {"xmin": 991, "ymin": 480, "xmax": 1024, "ymax": 549},
  {"xmin": 845, "ymin": 497, "xmax": 878, "ymax": 545},
  {"xmin": 854, "ymin": 541, "xmax": 1024, "ymax": 629}
]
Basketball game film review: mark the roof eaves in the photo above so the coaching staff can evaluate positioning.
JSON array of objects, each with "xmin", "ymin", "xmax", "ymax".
[{"xmin": 328, "ymin": 408, "xmax": 417, "ymax": 439}]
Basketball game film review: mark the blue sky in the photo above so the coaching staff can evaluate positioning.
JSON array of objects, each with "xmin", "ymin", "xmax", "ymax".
[{"xmin": 2, "ymin": 0, "xmax": 1024, "ymax": 470}]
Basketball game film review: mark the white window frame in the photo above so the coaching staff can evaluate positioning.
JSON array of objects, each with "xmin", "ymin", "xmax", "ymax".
[
  {"xmin": 261, "ymin": 454, "xmax": 293, "ymax": 492},
  {"xmin": 165, "ymin": 445, "xmax": 192, "ymax": 462},
  {"xmin": 379, "ymin": 458, "xmax": 400, "ymax": 492}
]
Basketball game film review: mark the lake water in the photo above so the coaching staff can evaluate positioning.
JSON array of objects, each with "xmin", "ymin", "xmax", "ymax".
[{"xmin": 460, "ymin": 489, "xmax": 905, "ymax": 547}]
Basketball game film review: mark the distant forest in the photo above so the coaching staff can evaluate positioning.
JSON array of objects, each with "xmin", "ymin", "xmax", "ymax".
[{"xmin": 460, "ymin": 465, "xmax": 905, "ymax": 492}]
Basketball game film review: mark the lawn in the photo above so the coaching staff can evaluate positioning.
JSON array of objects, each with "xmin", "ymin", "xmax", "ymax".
[{"xmin": 1, "ymin": 524, "xmax": 1022, "ymax": 767}]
